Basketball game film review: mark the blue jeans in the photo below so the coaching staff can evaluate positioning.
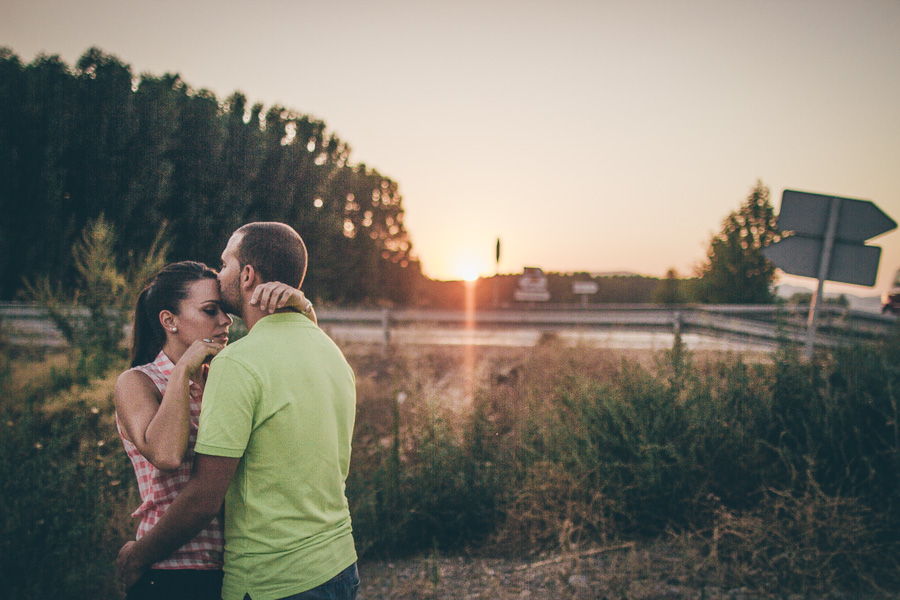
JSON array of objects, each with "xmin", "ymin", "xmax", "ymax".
[{"xmin": 242, "ymin": 563, "xmax": 360, "ymax": 600}]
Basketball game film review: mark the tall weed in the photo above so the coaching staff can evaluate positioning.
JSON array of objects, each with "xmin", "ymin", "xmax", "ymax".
[{"xmin": 25, "ymin": 216, "xmax": 168, "ymax": 378}]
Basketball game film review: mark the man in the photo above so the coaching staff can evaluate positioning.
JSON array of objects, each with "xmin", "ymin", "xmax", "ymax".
[{"xmin": 118, "ymin": 222, "xmax": 359, "ymax": 600}]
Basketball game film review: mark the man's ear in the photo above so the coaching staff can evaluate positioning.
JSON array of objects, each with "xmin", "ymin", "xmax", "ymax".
[{"xmin": 240, "ymin": 264, "xmax": 257, "ymax": 291}]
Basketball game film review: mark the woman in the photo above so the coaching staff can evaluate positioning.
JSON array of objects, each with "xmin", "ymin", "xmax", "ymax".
[{"xmin": 115, "ymin": 261, "xmax": 313, "ymax": 600}]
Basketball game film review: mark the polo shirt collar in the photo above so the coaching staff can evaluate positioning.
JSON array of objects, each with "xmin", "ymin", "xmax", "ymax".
[{"xmin": 251, "ymin": 311, "xmax": 312, "ymax": 332}]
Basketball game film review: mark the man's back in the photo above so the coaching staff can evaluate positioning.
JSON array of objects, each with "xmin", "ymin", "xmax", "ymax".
[{"xmin": 196, "ymin": 312, "xmax": 357, "ymax": 600}]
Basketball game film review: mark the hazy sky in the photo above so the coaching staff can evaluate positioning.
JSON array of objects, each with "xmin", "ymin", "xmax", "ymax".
[{"xmin": 3, "ymin": 0, "xmax": 899, "ymax": 294}]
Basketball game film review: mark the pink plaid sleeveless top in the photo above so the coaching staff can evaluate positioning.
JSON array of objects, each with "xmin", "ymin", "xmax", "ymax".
[{"xmin": 116, "ymin": 351, "xmax": 224, "ymax": 570}]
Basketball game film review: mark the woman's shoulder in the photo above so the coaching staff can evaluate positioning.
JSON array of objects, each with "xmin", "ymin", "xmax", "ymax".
[{"xmin": 115, "ymin": 368, "xmax": 161, "ymax": 400}]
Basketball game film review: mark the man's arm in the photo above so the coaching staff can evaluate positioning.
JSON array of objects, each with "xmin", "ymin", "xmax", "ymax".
[{"xmin": 116, "ymin": 453, "xmax": 239, "ymax": 589}]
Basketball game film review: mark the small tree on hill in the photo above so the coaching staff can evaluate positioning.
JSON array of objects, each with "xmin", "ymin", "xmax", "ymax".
[
  {"xmin": 653, "ymin": 268, "xmax": 684, "ymax": 305},
  {"xmin": 697, "ymin": 180, "xmax": 780, "ymax": 304}
]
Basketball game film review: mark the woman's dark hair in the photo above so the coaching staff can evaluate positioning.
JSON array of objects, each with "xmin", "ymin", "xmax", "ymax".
[{"xmin": 130, "ymin": 261, "xmax": 218, "ymax": 367}]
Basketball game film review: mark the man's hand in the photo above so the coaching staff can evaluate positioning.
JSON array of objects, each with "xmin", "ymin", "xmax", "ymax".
[
  {"xmin": 116, "ymin": 541, "xmax": 145, "ymax": 592},
  {"xmin": 112, "ymin": 454, "xmax": 239, "ymax": 591}
]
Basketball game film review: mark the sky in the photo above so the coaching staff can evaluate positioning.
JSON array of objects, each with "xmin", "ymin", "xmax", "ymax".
[{"xmin": 3, "ymin": 0, "xmax": 899, "ymax": 296}]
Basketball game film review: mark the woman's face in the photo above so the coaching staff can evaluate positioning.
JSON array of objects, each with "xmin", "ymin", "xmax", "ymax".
[{"xmin": 169, "ymin": 278, "xmax": 232, "ymax": 345}]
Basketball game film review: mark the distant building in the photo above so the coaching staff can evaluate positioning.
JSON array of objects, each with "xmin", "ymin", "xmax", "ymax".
[{"xmin": 514, "ymin": 267, "xmax": 551, "ymax": 302}]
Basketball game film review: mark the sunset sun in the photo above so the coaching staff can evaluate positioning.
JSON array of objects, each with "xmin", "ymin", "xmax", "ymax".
[
  {"xmin": 460, "ymin": 265, "xmax": 480, "ymax": 282},
  {"xmin": 453, "ymin": 257, "xmax": 484, "ymax": 282}
]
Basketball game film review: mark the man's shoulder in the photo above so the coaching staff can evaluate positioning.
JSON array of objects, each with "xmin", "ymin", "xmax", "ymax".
[
  {"xmin": 217, "ymin": 335, "xmax": 249, "ymax": 360},
  {"xmin": 220, "ymin": 320, "xmax": 338, "ymax": 360},
  {"xmin": 209, "ymin": 336, "xmax": 258, "ymax": 375}
]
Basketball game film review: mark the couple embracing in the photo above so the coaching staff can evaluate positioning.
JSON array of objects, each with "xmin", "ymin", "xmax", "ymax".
[{"xmin": 115, "ymin": 222, "xmax": 359, "ymax": 600}]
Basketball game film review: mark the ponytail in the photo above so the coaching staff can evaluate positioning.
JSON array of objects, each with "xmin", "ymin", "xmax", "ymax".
[{"xmin": 131, "ymin": 285, "xmax": 164, "ymax": 367}]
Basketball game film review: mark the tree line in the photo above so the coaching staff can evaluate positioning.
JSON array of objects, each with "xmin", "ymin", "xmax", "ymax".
[
  {"xmin": 0, "ymin": 45, "xmax": 780, "ymax": 306},
  {"xmin": 0, "ymin": 47, "xmax": 421, "ymax": 303}
]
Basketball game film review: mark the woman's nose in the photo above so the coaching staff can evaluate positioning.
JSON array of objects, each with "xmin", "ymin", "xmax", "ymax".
[{"xmin": 221, "ymin": 312, "xmax": 234, "ymax": 327}]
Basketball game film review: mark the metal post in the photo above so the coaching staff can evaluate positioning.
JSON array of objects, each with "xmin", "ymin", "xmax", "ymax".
[
  {"xmin": 382, "ymin": 308, "xmax": 391, "ymax": 349},
  {"xmin": 805, "ymin": 197, "xmax": 841, "ymax": 359},
  {"xmin": 493, "ymin": 238, "xmax": 501, "ymax": 308}
]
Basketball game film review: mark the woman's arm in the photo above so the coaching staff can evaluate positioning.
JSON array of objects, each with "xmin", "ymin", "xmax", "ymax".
[
  {"xmin": 115, "ymin": 369, "xmax": 190, "ymax": 471},
  {"xmin": 115, "ymin": 341, "xmax": 222, "ymax": 471}
]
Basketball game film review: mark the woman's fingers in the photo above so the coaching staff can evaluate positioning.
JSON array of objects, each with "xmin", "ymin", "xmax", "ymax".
[
  {"xmin": 177, "ymin": 339, "xmax": 224, "ymax": 375},
  {"xmin": 274, "ymin": 286, "xmax": 291, "ymax": 309},
  {"xmin": 259, "ymin": 283, "xmax": 275, "ymax": 311},
  {"xmin": 250, "ymin": 282, "xmax": 274, "ymax": 309},
  {"xmin": 252, "ymin": 282, "xmax": 310, "ymax": 313},
  {"xmin": 252, "ymin": 282, "xmax": 281, "ymax": 312}
]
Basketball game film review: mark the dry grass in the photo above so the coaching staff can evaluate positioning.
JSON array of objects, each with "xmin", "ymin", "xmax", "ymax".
[{"xmin": 3, "ymin": 349, "xmax": 71, "ymax": 399}]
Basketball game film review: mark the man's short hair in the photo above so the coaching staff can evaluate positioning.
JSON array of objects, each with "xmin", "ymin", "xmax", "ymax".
[{"xmin": 234, "ymin": 222, "xmax": 308, "ymax": 288}]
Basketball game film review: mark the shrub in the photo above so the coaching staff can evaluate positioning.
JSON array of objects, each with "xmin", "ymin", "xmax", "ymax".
[
  {"xmin": 25, "ymin": 216, "xmax": 168, "ymax": 378},
  {"xmin": 0, "ymin": 380, "xmax": 132, "ymax": 599},
  {"xmin": 347, "ymin": 365, "xmax": 505, "ymax": 556}
]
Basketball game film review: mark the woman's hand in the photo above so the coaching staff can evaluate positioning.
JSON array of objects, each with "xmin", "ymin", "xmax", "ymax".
[
  {"xmin": 177, "ymin": 338, "xmax": 225, "ymax": 379},
  {"xmin": 116, "ymin": 340, "xmax": 223, "ymax": 473},
  {"xmin": 250, "ymin": 282, "xmax": 317, "ymax": 324}
]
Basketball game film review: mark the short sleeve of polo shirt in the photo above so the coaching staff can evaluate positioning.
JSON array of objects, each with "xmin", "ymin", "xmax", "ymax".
[{"xmin": 195, "ymin": 355, "xmax": 258, "ymax": 458}]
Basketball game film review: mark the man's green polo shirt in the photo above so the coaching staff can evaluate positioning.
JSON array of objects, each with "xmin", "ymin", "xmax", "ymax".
[{"xmin": 195, "ymin": 312, "xmax": 357, "ymax": 600}]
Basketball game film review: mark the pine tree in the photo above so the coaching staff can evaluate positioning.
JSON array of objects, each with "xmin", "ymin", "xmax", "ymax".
[{"xmin": 697, "ymin": 181, "xmax": 780, "ymax": 304}]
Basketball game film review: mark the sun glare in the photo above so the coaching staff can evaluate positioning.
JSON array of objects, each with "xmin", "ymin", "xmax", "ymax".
[
  {"xmin": 461, "ymin": 267, "xmax": 480, "ymax": 282},
  {"xmin": 450, "ymin": 254, "xmax": 488, "ymax": 282},
  {"xmin": 455, "ymin": 261, "xmax": 480, "ymax": 281}
]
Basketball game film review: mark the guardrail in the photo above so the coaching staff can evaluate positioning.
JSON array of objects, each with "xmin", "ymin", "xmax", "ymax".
[{"xmin": 3, "ymin": 302, "xmax": 893, "ymax": 350}]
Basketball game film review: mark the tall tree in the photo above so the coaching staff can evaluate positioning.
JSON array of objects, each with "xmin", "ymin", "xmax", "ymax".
[
  {"xmin": 0, "ymin": 48, "xmax": 25, "ymax": 297},
  {"xmin": 696, "ymin": 180, "xmax": 780, "ymax": 304},
  {"xmin": 0, "ymin": 46, "xmax": 423, "ymax": 303}
]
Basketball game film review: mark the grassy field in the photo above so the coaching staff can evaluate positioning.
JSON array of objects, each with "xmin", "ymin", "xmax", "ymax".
[{"xmin": 2, "ymin": 330, "xmax": 899, "ymax": 599}]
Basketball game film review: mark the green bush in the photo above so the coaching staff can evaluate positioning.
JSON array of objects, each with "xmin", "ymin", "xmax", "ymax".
[
  {"xmin": 344, "ymin": 332, "xmax": 900, "ymax": 594},
  {"xmin": 0, "ymin": 393, "xmax": 132, "ymax": 599},
  {"xmin": 348, "ymin": 396, "xmax": 502, "ymax": 556}
]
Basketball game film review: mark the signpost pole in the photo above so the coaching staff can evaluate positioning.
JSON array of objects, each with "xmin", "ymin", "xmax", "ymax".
[
  {"xmin": 493, "ymin": 238, "xmax": 501, "ymax": 308},
  {"xmin": 805, "ymin": 197, "xmax": 841, "ymax": 359}
]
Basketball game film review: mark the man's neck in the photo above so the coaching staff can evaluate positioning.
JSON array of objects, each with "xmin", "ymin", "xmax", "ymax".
[
  {"xmin": 240, "ymin": 303, "xmax": 266, "ymax": 330},
  {"xmin": 240, "ymin": 305, "xmax": 296, "ymax": 330}
]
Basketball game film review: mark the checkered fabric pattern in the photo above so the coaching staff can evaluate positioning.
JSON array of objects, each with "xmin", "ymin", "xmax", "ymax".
[{"xmin": 117, "ymin": 351, "xmax": 224, "ymax": 570}]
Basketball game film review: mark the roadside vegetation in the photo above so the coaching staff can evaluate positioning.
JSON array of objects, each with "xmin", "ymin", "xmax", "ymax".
[
  {"xmin": 346, "ymin": 332, "xmax": 900, "ymax": 598},
  {"xmin": 2, "ymin": 219, "xmax": 898, "ymax": 598},
  {"xmin": 2, "ymin": 327, "xmax": 898, "ymax": 598}
]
